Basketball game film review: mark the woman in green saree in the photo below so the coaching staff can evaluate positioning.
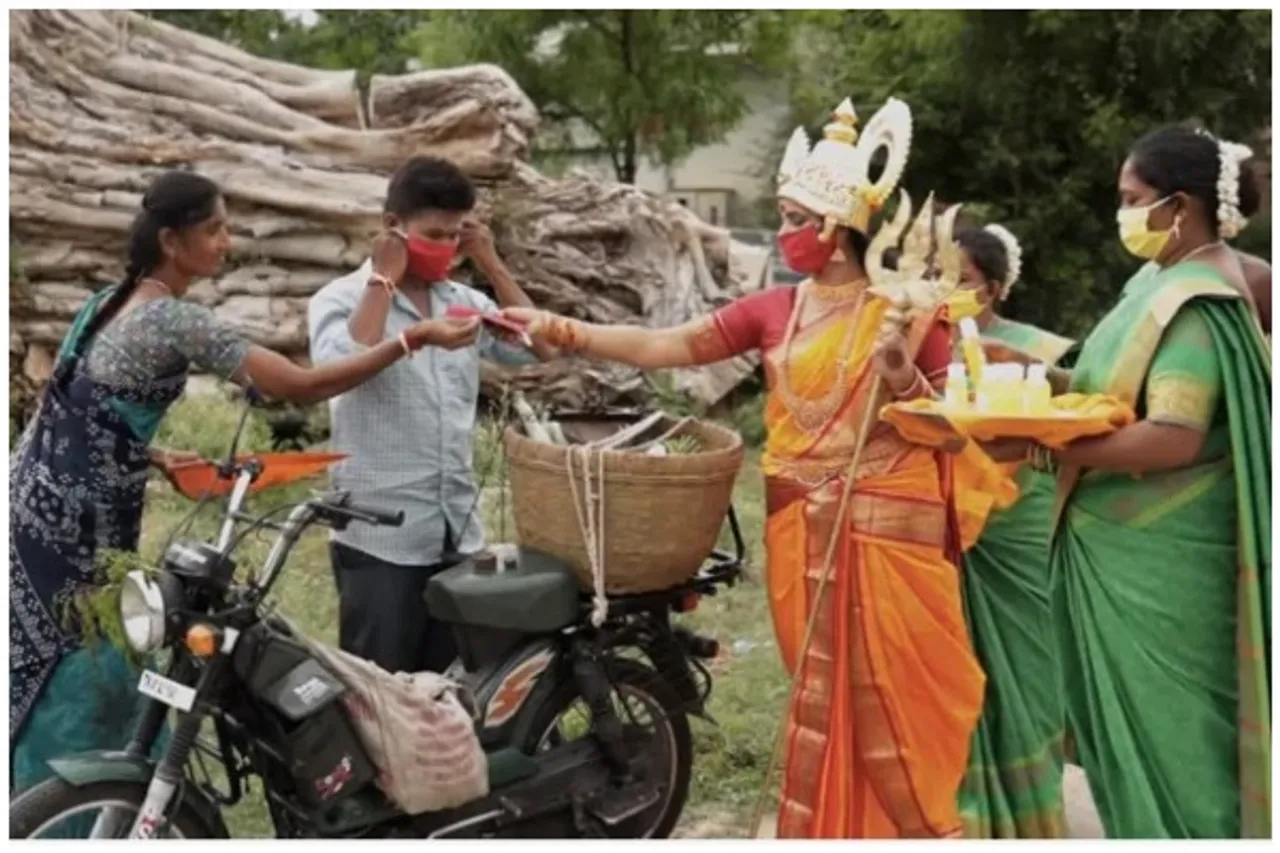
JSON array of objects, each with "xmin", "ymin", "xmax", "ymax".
[
  {"xmin": 989, "ymin": 125, "xmax": 1270, "ymax": 838},
  {"xmin": 948, "ymin": 225, "xmax": 1075, "ymax": 838}
]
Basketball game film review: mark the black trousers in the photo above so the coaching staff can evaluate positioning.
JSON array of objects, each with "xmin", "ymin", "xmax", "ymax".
[{"xmin": 329, "ymin": 539, "xmax": 459, "ymax": 675}]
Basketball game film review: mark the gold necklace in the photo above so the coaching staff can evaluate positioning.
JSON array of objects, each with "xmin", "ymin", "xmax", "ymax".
[
  {"xmin": 1178, "ymin": 240, "xmax": 1224, "ymax": 264},
  {"xmin": 774, "ymin": 281, "xmax": 868, "ymax": 435},
  {"xmin": 807, "ymin": 278, "xmax": 867, "ymax": 305}
]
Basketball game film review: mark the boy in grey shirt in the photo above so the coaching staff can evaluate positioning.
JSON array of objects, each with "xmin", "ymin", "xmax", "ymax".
[{"xmin": 308, "ymin": 156, "xmax": 552, "ymax": 673}]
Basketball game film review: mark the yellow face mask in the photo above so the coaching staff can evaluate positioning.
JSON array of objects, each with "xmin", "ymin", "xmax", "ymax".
[
  {"xmin": 943, "ymin": 286, "xmax": 986, "ymax": 321},
  {"xmin": 1117, "ymin": 197, "xmax": 1174, "ymax": 260}
]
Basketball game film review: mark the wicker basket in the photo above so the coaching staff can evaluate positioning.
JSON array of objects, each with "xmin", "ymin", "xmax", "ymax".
[{"xmin": 504, "ymin": 416, "xmax": 745, "ymax": 594}]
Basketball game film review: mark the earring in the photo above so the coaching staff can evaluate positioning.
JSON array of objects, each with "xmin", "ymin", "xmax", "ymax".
[
  {"xmin": 832, "ymin": 248, "xmax": 848, "ymax": 262},
  {"xmin": 1171, "ymin": 213, "xmax": 1184, "ymax": 243}
]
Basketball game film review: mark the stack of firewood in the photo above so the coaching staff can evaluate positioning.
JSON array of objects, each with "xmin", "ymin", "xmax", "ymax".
[{"xmin": 8, "ymin": 9, "xmax": 767, "ymax": 420}]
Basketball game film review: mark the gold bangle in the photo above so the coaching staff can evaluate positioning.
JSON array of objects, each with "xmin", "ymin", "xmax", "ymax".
[
  {"xmin": 543, "ymin": 314, "xmax": 587, "ymax": 353},
  {"xmin": 369, "ymin": 273, "xmax": 396, "ymax": 296},
  {"xmin": 398, "ymin": 331, "xmax": 413, "ymax": 356}
]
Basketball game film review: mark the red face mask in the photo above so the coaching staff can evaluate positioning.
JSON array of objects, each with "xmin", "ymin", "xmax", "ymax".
[
  {"xmin": 405, "ymin": 235, "xmax": 458, "ymax": 283},
  {"xmin": 777, "ymin": 223, "xmax": 836, "ymax": 274}
]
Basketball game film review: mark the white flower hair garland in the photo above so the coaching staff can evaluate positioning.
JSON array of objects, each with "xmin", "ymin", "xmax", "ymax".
[
  {"xmin": 1215, "ymin": 138, "xmax": 1253, "ymax": 240},
  {"xmin": 984, "ymin": 224, "xmax": 1022, "ymax": 300}
]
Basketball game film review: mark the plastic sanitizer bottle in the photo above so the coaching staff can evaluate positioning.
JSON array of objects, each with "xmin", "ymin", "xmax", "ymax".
[
  {"xmin": 943, "ymin": 363, "xmax": 970, "ymax": 411},
  {"xmin": 1024, "ymin": 363, "xmax": 1053, "ymax": 415},
  {"xmin": 958, "ymin": 318, "xmax": 986, "ymax": 387}
]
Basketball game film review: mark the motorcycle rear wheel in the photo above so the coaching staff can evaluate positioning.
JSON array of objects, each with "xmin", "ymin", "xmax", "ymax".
[{"xmin": 523, "ymin": 659, "xmax": 693, "ymax": 839}]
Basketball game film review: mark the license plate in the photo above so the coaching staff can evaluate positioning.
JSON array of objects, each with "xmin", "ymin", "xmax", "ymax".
[{"xmin": 137, "ymin": 670, "xmax": 197, "ymax": 713}]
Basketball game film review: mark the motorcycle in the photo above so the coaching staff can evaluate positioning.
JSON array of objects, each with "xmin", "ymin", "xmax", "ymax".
[{"xmin": 9, "ymin": 399, "xmax": 744, "ymax": 839}]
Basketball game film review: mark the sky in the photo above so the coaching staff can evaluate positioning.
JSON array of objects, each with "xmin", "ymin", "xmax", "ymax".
[{"xmin": 282, "ymin": 9, "xmax": 318, "ymax": 27}]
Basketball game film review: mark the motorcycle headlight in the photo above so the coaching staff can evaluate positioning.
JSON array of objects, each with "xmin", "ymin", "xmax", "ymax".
[{"xmin": 119, "ymin": 570, "xmax": 169, "ymax": 653}]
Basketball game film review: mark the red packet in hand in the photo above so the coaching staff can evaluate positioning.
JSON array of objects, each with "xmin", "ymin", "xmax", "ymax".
[{"xmin": 445, "ymin": 305, "xmax": 533, "ymax": 347}]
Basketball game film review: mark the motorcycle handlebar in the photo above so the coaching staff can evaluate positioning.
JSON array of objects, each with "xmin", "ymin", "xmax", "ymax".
[
  {"xmin": 314, "ymin": 493, "xmax": 404, "ymax": 528},
  {"xmin": 344, "ymin": 502, "xmax": 405, "ymax": 528}
]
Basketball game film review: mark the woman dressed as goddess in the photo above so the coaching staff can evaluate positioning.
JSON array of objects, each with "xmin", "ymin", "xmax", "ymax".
[{"xmin": 506, "ymin": 99, "xmax": 986, "ymax": 838}]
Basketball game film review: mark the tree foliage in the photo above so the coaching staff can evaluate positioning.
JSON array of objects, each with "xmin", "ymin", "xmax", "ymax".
[
  {"xmin": 415, "ymin": 10, "xmax": 795, "ymax": 183},
  {"xmin": 143, "ymin": 10, "xmax": 1269, "ymax": 333},
  {"xmin": 790, "ymin": 10, "xmax": 1271, "ymax": 336},
  {"xmin": 147, "ymin": 10, "xmax": 426, "ymax": 81}
]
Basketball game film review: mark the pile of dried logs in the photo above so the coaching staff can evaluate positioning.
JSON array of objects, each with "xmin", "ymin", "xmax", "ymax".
[{"xmin": 9, "ymin": 9, "xmax": 767, "ymax": 424}]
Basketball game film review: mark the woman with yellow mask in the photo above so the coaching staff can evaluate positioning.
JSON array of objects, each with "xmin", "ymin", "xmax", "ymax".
[
  {"xmin": 944, "ymin": 225, "xmax": 1076, "ymax": 838},
  {"xmin": 986, "ymin": 125, "xmax": 1270, "ymax": 838},
  {"xmin": 506, "ymin": 99, "xmax": 986, "ymax": 838}
]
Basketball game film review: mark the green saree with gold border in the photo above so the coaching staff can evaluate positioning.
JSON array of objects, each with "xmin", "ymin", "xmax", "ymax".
[
  {"xmin": 957, "ymin": 318, "xmax": 1076, "ymax": 838},
  {"xmin": 1051, "ymin": 260, "xmax": 1270, "ymax": 838}
]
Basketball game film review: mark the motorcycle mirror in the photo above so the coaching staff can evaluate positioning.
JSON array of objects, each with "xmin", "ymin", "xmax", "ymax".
[
  {"xmin": 244, "ymin": 386, "xmax": 267, "ymax": 408},
  {"xmin": 225, "ymin": 385, "xmax": 264, "ymax": 467}
]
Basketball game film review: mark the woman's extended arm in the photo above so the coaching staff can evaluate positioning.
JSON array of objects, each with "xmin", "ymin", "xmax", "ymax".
[
  {"xmin": 167, "ymin": 299, "xmax": 481, "ymax": 406},
  {"xmin": 236, "ymin": 318, "xmax": 479, "ymax": 405},
  {"xmin": 539, "ymin": 318, "xmax": 710, "ymax": 370},
  {"xmin": 236, "ymin": 339, "xmax": 406, "ymax": 405},
  {"xmin": 503, "ymin": 290, "xmax": 778, "ymax": 370}
]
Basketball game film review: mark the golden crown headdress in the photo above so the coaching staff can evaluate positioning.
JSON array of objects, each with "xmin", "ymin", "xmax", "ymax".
[
  {"xmin": 866, "ymin": 189, "xmax": 965, "ymax": 321},
  {"xmin": 776, "ymin": 96, "xmax": 913, "ymax": 236}
]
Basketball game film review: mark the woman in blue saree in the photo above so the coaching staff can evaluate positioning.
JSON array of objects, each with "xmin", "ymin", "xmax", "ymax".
[{"xmin": 10, "ymin": 171, "xmax": 480, "ymax": 794}]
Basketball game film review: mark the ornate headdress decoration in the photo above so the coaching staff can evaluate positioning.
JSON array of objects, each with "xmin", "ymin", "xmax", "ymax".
[
  {"xmin": 865, "ymin": 190, "xmax": 964, "ymax": 322},
  {"xmin": 776, "ymin": 96, "xmax": 913, "ymax": 237},
  {"xmin": 983, "ymin": 224, "xmax": 1022, "ymax": 300}
]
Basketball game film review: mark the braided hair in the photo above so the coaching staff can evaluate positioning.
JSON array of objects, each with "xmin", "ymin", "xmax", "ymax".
[{"xmin": 79, "ymin": 171, "xmax": 222, "ymax": 345}]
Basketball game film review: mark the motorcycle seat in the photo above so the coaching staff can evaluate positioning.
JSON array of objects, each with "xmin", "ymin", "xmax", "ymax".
[{"xmin": 425, "ymin": 549, "xmax": 580, "ymax": 633}]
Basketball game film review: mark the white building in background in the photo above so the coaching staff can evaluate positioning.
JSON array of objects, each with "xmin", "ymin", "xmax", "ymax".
[
  {"xmin": 539, "ymin": 72, "xmax": 791, "ymax": 228},
  {"xmin": 631, "ymin": 75, "xmax": 789, "ymax": 228},
  {"xmin": 527, "ymin": 24, "xmax": 789, "ymax": 227}
]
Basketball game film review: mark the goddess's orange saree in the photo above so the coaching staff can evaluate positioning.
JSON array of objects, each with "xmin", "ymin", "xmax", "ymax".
[{"xmin": 696, "ymin": 287, "xmax": 986, "ymax": 838}]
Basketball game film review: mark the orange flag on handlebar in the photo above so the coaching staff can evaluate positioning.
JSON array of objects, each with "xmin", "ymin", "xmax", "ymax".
[{"xmin": 162, "ymin": 452, "xmax": 348, "ymax": 500}]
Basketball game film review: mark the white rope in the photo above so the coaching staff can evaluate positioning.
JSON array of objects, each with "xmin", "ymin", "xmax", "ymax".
[{"xmin": 566, "ymin": 444, "xmax": 610, "ymax": 627}]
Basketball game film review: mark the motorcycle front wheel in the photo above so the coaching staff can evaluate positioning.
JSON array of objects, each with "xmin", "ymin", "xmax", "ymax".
[
  {"xmin": 523, "ymin": 658, "xmax": 693, "ymax": 839},
  {"xmin": 9, "ymin": 779, "xmax": 224, "ymax": 839}
]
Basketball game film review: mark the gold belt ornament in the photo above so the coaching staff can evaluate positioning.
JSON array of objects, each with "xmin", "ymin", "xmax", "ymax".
[{"xmin": 766, "ymin": 433, "xmax": 905, "ymax": 487}]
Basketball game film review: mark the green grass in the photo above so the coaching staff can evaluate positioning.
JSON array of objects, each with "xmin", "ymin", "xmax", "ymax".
[{"xmin": 136, "ymin": 393, "xmax": 784, "ymax": 838}]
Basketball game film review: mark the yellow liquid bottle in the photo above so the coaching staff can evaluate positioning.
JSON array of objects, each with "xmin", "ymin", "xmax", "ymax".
[
  {"xmin": 1006, "ymin": 363, "xmax": 1028, "ymax": 414},
  {"xmin": 985, "ymin": 364, "xmax": 1022, "ymax": 414},
  {"xmin": 974, "ymin": 363, "xmax": 994, "ymax": 413},
  {"xmin": 958, "ymin": 318, "xmax": 985, "ymax": 386},
  {"xmin": 943, "ymin": 363, "xmax": 969, "ymax": 411},
  {"xmin": 1024, "ymin": 363, "xmax": 1053, "ymax": 415},
  {"xmin": 986, "ymin": 364, "xmax": 1008, "ymax": 414}
]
